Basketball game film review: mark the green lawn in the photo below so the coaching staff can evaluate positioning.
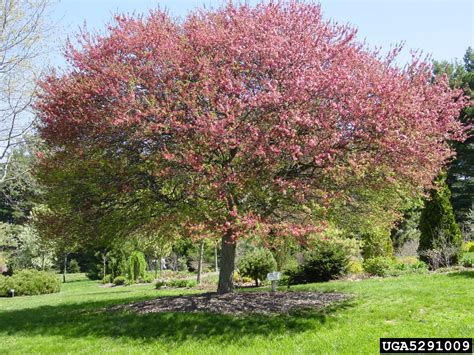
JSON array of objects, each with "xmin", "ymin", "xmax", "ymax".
[{"xmin": 0, "ymin": 271, "xmax": 472, "ymax": 354}]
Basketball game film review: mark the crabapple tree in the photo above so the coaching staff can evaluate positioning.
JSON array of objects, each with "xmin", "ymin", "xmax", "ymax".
[{"xmin": 35, "ymin": 2, "xmax": 467, "ymax": 293}]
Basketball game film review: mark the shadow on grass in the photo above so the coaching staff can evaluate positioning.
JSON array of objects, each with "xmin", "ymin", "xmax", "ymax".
[
  {"xmin": 0, "ymin": 294, "xmax": 353, "ymax": 344},
  {"xmin": 446, "ymin": 270, "xmax": 474, "ymax": 279}
]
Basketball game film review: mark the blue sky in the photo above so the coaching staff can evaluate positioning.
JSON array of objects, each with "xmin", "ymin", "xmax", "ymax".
[{"xmin": 50, "ymin": 0, "xmax": 473, "ymax": 67}]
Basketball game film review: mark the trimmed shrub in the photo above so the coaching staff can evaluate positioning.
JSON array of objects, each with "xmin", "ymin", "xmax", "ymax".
[
  {"xmin": 102, "ymin": 274, "xmax": 113, "ymax": 284},
  {"xmin": 113, "ymin": 276, "xmax": 126, "ymax": 285},
  {"xmin": 155, "ymin": 280, "xmax": 166, "ymax": 288},
  {"xmin": 460, "ymin": 252, "xmax": 474, "ymax": 267},
  {"xmin": 347, "ymin": 260, "xmax": 364, "ymax": 274},
  {"xmin": 128, "ymin": 251, "xmax": 146, "ymax": 282},
  {"xmin": 286, "ymin": 239, "xmax": 350, "ymax": 285},
  {"xmin": 238, "ymin": 249, "xmax": 277, "ymax": 287},
  {"xmin": 138, "ymin": 274, "xmax": 154, "ymax": 283},
  {"xmin": 67, "ymin": 259, "xmax": 81, "ymax": 274},
  {"xmin": 0, "ymin": 270, "xmax": 60, "ymax": 297},
  {"xmin": 363, "ymin": 257, "xmax": 396, "ymax": 277},
  {"xmin": 155, "ymin": 279, "xmax": 196, "ymax": 289},
  {"xmin": 462, "ymin": 241, "xmax": 474, "ymax": 253}
]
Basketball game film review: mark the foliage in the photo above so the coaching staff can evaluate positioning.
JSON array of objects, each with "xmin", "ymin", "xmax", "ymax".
[
  {"xmin": 155, "ymin": 279, "xmax": 197, "ymax": 289},
  {"xmin": 434, "ymin": 48, "xmax": 474, "ymax": 239},
  {"xmin": 0, "ymin": 140, "xmax": 43, "ymax": 225},
  {"xmin": 233, "ymin": 271, "xmax": 253, "ymax": 285},
  {"xmin": 128, "ymin": 251, "xmax": 147, "ymax": 282},
  {"xmin": 0, "ymin": 223, "xmax": 54, "ymax": 272},
  {"xmin": 35, "ymin": 2, "xmax": 467, "ymax": 294},
  {"xmin": 85, "ymin": 245, "xmax": 132, "ymax": 280},
  {"xmin": 286, "ymin": 238, "xmax": 350, "ymax": 284},
  {"xmin": 460, "ymin": 252, "xmax": 474, "ymax": 267},
  {"xmin": 361, "ymin": 230, "xmax": 394, "ymax": 258},
  {"xmin": 102, "ymin": 274, "xmax": 112, "ymax": 284},
  {"xmin": 418, "ymin": 173, "xmax": 462, "ymax": 265},
  {"xmin": 238, "ymin": 249, "xmax": 277, "ymax": 286},
  {"xmin": 363, "ymin": 257, "xmax": 396, "ymax": 277},
  {"xmin": 462, "ymin": 241, "xmax": 474, "ymax": 253},
  {"xmin": 0, "ymin": 0, "xmax": 53, "ymax": 173},
  {"xmin": 0, "ymin": 269, "xmax": 60, "ymax": 297},
  {"xmin": 112, "ymin": 276, "xmax": 126, "ymax": 286},
  {"xmin": 393, "ymin": 259, "xmax": 428, "ymax": 273},
  {"xmin": 347, "ymin": 260, "xmax": 364, "ymax": 274},
  {"xmin": 138, "ymin": 275, "xmax": 154, "ymax": 283},
  {"xmin": 390, "ymin": 205, "xmax": 422, "ymax": 251},
  {"xmin": 363, "ymin": 256, "xmax": 427, "ymax": 277},
  {"xmin": 67, "ymin": 259, "xmax": 80, "ymax": 273}
]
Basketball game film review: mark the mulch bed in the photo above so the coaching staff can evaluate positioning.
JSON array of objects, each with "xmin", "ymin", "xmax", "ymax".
[{"xmin": 112, "ymin": 291, "xmax": 348, "ymax": 315}]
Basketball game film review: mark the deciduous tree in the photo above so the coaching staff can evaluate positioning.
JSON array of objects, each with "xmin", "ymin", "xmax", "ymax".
[{"xmin": 35, "ymin": 2, "xmax": 467, "ymax": 293}]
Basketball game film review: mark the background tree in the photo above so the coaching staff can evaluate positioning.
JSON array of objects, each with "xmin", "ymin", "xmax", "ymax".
[
  {"xmin": 433, "ymin": 47, "xmax": 473, "ymax": 239},
  {"xmin": 418, "ymin": 173, "xmax": 462, "ymax": 265},
  {"xmin": 0, "ymin": 138, "xmax": 45, "ymax": 273},
  {"xmin": 0, "ymin": 0, "xmax": 52, "ymax": 182},
  {"xmin": 0, "ymin": 137, "xmax": 42, "ymax": 224},
  {"xmin": 35, "ymin": 2, "xmax": 467, "ymax": 293}
]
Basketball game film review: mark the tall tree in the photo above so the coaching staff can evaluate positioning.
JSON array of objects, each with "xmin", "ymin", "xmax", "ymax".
[
  {"xmin": 0, "ymin": 0, "xmax": 52, "ymax": 182},
  {"xmin": 433, "ymin": 47, "xmax": 474, "ymax": 238},
  {"xmin": 0, "ymin": 137, "xmax": 42, "ymax": 224},
  {"xmin": 35, "ymin": 2, "xmax": 467, "ymax": 293},
  {"xmin": 418, "ymin": 173, "xmax": 462, "ymax": 265}
]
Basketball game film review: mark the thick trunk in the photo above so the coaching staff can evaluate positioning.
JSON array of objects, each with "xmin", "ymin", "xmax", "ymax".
[
  {"xmin": 217, "ymin": 230, "xmax": 236, "ymax": 294},
  {"xmin": 196, "ymin": 240, "xmax": 204, "ymax": 284}
]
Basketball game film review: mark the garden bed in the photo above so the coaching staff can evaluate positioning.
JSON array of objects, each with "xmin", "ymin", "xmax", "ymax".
[{"xmin": 113, "ymin": 291, "xmax": 348, "ymax": 315}]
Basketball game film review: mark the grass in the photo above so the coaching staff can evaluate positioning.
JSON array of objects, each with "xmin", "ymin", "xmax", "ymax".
[{"xmin": 0, "ymin": 271, "xmax": 472, "ymax": 354}]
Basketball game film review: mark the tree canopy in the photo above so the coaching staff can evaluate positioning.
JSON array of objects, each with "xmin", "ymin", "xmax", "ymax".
[{"xmin": 35, "ymin": 2, "xmax": 468, "ymax": 293}]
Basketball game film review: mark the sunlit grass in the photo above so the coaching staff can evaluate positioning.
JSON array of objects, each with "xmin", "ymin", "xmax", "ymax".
[{"xmin": 0, "ymin": 271, "xmax": 472, "ymax": 354}]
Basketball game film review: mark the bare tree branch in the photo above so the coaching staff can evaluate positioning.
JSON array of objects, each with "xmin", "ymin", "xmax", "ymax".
[{"xmin": 0, "ymin": 0, "xmax": 53, "ymax": 183}]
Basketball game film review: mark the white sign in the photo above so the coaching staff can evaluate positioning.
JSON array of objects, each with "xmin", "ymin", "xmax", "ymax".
[{"xmin": 267, "ymin": 272, "xmax": 281, "ymax": 281}]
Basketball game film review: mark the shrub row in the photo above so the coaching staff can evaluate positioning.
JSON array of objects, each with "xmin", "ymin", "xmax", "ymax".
[
  {"xmin": 108, "ymin": 274, "xmax": 154, "ymax": 286},
  {"xmin": 362, "ymin": 257, "xmax": 427, "ymax": 277},
  {"xmin": 155, "ymin": 279, "xmax": 197, "ymax": 289},
  {"xmin": 0, "ymin": 270, "xmax": 60, "ymax": 297}
]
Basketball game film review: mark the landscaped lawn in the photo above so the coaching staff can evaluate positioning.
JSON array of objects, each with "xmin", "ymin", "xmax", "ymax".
[{"xmin": 0, "ymin": 271, "xmax": 472, "ymax": 354}]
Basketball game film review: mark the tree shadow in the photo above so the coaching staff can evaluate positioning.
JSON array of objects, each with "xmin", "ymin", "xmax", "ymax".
[
  {"xmin": 0, "ymin": 294, "xmax": 354, "ymax": 344},
  {"xmin": 446, "ymin": 270, "xmax": 474, "ymax": 279}
]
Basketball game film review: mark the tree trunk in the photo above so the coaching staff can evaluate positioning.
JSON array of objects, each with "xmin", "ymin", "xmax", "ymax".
[
  {"xmin": 214, "ymin": 241, "xmax": 219, "ymax": 272},
  {"xmin": 196, "ymin": 240, "xmax": 205, "ymax": 284},
  {"xmin": 63, "ymin": 253, "xmax": 68, "ymax": 283},
  {"xmin": 217, "ymin": 230, "xmax": 236, "ymax": 294},
  {"xmin": 102, "ymin": 255, "xmax": 107, "ymax": 279}
]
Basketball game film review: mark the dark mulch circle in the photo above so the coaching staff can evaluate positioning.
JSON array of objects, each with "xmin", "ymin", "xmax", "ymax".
[{"xmin": 113, "ymin": 291, "xmax": 348, "ymax": 315}]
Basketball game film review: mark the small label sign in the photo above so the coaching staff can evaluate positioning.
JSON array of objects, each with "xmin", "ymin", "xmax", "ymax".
[{"xmin": 267, "ymin": 272, "xmax": 281, "ymax": 281}]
